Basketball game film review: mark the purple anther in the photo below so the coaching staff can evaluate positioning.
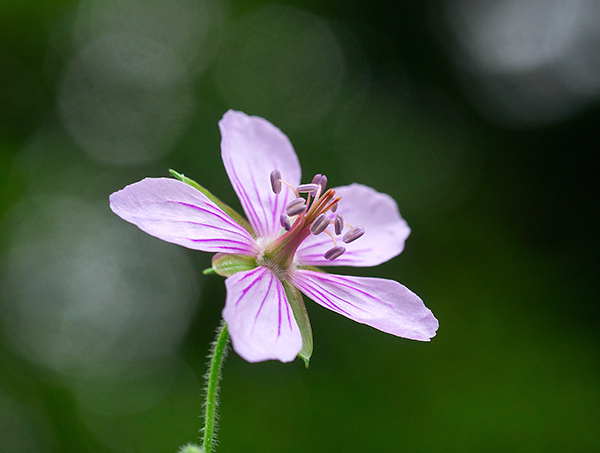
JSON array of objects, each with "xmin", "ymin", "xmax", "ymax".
[
  {"xmin": 342, "ymin": 227, "xmax": 365, "ymax": 243},
  {"xmin": 316, "ymin": 174, "xmax": 328, "ymax": 192},
  {"xmin": 310, "ymin": 213, "xmax": 330, "ymax": 235},
  {"xmin": 324, "ymin": 246, "xmax": 346, "ymax": 261},
  {"xmin": 296, "ymin": 183, "xmax": 320, "ymax": 194},
  {"xmin": 334, "ymin": 214, "xmax": 344, "ymax": 235},
  {"xmin": 311, "ymin": 174, "xmax": 322, "ymax": 185},
  {"xmin": 270, "ymin": 169, "xmax": 282, "ymax": 194},
  {"xmin": 331, "ymin": 202, "xmax": 338, "ymax": 213},
  {"xmin": 280, "ymin": 214, "xmax": 291, "ymax": 231},
  {"xmin": 286, "ymin": 198, "xmax": 306, "ymax": 216}
]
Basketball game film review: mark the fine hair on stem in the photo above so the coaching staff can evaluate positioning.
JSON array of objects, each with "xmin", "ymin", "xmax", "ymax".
[{"xmin": 202, "ymin": 320, "xmax": 230, "ymax": 453}]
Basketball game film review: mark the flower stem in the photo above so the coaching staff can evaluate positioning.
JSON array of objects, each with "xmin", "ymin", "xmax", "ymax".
[{"xmin": 202, "ymin": 320, "xmax": 229, "ymax": 453}]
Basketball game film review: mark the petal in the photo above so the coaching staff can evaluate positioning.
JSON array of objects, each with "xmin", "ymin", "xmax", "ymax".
[
  {"xmin": 220, "ymin": 110, "xmax": 301, "ymax": 240},
  {"xmin": 223, "ymin": 267, "xmax": 303, "ymax": 362},
  {"xmin": 110, "ymin": 178, "xmax": 258, "ymax": 255},
  {"xmin": 295, "ymin": 183, "xmax": 411, "ymax": 267},
  {"xmin": 291, "ymin": 269, "xmax": 438, "ymax": 341}
]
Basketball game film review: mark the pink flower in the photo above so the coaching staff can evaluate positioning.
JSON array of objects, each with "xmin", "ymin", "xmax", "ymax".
[{"xmin": 109, "ymin": 110, "xmax": 438, "ymax": 364}]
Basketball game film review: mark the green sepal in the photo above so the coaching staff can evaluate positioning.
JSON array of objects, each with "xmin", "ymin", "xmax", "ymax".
[
  {"xmin": 282, "ymin": 280, "xmax": 313, "ymax": 368},
  {"xmin": 211, "ymin": 253, "xmax": 257, "ymax": 278},
  {"xmin": 170, "ymin": 169, "xmax": 254, "ymax": 236}
]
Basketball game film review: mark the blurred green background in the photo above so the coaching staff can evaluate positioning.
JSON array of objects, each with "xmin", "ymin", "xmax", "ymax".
[{"xmin": 1, "ymin": 0, "xmax": 599, "ymax": 452}]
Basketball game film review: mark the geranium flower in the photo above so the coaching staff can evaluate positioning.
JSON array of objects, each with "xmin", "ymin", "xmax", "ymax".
[{"xmin": 109, "ymin": 110, "xmax": 438, "ymax": 364}]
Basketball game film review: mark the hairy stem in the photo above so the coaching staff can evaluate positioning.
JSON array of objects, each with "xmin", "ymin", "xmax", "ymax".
[{"xmin": 202, "ymin": 320, "xmax": 229, "ymax": 453}]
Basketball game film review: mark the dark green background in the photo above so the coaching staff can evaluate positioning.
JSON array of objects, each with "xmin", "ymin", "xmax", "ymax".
[{"xmin": 1, "ymin": 1, "xmax": 598, "ymax": 452}]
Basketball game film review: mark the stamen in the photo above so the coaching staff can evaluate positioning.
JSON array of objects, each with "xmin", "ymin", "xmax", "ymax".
[
  {"xmin": 310, "ymin": 213, "xmax": 330, "ymax": 235},
  {"xmin": 280, "ymin": 214, "xmax": 291, "ymax": 231},
  {"xmin": 334, "ymin": 214, "xmax": 344, "ymax": 235},
  {"xmin": 324, "ymin": 246, "xmax": 346, "ymax": 261},
  {"xmin": 310, "ymin": 174, "xmax": 327, "ymax": 198},
  {"xmin": 280, "ymin": 179, "xmax": 299, "ymax": 197},
  {"xmin": 316, "ymin": 174, "xmax": 327, "ymax": 192},
  {"xmin": 270, "ymin": 169, "xmax": 282, "ymax": 194},
  {"xmin": 331, "ymin": 202, "xmax": 338, "ymax": 213},
  {"xmin": 323, "ymin": 229, "xmax": 338, "ymax": 246},
  {"xmin": 343, "ymin": 227, "xmax": 365, "ymax": 243},
  {"xmin": 286, "ymin": 198, "xmax": 307, "ymax": 216},
  {"xmin": 297, "ymin": 183, "xmax": 320, "ymax": 194}
]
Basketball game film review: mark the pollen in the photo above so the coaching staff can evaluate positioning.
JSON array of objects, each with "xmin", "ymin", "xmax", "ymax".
[
  {"xmin": 286, "ymin": 198, "xmax": 307, "ymax": 216},
  {"xmin": 343, "ymin": 227, "xmax": 365, "ymax": 243},
  {"xmin": 270, "ymin": 169, "xmax": 282, "ymax": 194},
  {"xmin": 324, "ymin": 246, "xmax": 346, "ymax": 260},
  {"xmin": 334, "ymin": 214, "xmax": 344, "ymax": 235},
  {"xmin": 310, "ymin": 213, "xmax": 330, "ymax": 235}
]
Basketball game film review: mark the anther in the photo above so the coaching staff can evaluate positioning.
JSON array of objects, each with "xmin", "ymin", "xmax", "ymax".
[
  {"xmin": 324, "ymin": 246, "xmax": 346, "ymax": 260},
  {"xmin": 296, "ymin": 183, "xmax": 320, "ymax": 194},
  {"xmin": 331, "ymin": 202, "xmax": 338, "ymax": 213},
  {"xmin": 334, "ymin": 214, "xmax": 344, "ymax": 235},
  {"xmin": 270, "ymin": 169, "xmax": 282, "ymax": 194},
  {"xmin": 311, "ymin": 173, "xmax": 328, "ymax": 194},
  {"xmin": 343, "ymin": 227, "xmax": 365, "ymax": 243},
  {"xmin": 280, "ymin": 214, "xmax": 291, "ymax": 231},
  {"xmin": 310, "ymin": 213, "xmax": 330, "ymax": 235},
  {"xmin": 286, "ymin": 198, "xmax": 306, "ymax": 216}
]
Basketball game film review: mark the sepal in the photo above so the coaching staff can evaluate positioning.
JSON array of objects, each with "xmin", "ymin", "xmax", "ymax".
[
  {"xmin": 282, "ymin": 280, "xmax": 313, "ymax": 368},
  {"xmin": 170, "ymin": 169, "xmax": 254, "ymax": 235},
  {"xmin": 211, "ymin": 253, "xmax": 257, "ymax": 278}
]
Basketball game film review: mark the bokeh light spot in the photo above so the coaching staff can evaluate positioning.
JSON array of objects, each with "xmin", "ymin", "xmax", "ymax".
[
  {"xmin": 59, "ymin": 32, "xmax": 195, "ymax": 165},
  {"xmin": 440, "ymin": 0, "xmax": 600, "ymax": 125},
  {"xmin": 0, "ymin": 196, "xmax": 200, "ymax": 379}
]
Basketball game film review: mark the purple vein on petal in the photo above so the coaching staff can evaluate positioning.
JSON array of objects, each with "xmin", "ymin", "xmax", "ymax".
[
  {"xmin": 236, "ymin": 267, "xmax": 265, "ymax": 306},
  {"xmin": 167, "ymin": 200, "xmax": 248, "ymax": 234},
  {"xmin": 172, "ymin": 219, "xmax": 249, "ymax": 236},
  {"xmin": 292, "ymin": 273, "xmax": 354, "ymax": 316},
  {"xmin": 308, "ymin": 272, "xmax": 386, "ymax": 307},
  {"xmin": 298, "ymin": 238, "xmax": 330, "ymax": 252},
  {"xmin": 224, "ymin": 153, "xmax": 263, "ymax": 234},
  {"xmin": 292, "ymin": 270, "xmax": 393, "ymax": 316},
  {"xmin": 322, "ymin": 275, "xmax": 385, "ymax": 304},
  {"xmin": 252, "ymin": 271, "xmax": 274, "ymax": 328},
  {"xmin": 187, "ymin": 238, "xmax": 252, "ymax": 246},
  {"xmin": 300, "ymin": 284, "xmax": 354, "ymax": 317},
  {"xmin": 226, "ymin": 153, "xmax": 253, "ymax": 217},
  {"xmin": 277, "ymin": 281, "xmax": 285, "ymax": 338},
  {"xmin": 222, "ymin": 153, "xmax": 252, "ymax": 221},
  {"xmin": 185, "ymin": 238, "xmax": 254, "ymax": 254},
  {"xmin": 248, "ymin": 168, "xmax": 271, "ymax": 237}
]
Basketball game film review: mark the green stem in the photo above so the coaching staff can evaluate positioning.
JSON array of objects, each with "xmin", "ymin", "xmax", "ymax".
[{"xmin": 202, "ymin": 320, "xmax": 230, "ymax": 453}]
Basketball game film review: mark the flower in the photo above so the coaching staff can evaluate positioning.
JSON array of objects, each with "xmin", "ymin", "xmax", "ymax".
[{"xmin": 109, "ymin": 110, "xmax": 438, "ymax": 364}]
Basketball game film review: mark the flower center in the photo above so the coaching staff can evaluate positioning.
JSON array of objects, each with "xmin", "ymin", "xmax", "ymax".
[{"xmin": 262, "ymin": 170, "xmax": 365, "ymax": 270}]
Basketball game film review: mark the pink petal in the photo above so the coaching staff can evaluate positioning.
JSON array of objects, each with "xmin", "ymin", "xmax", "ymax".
[
  {"xmin": 219, "ymin": 110, "xmax": 301, "ymax": 240},
  {"xmin": 110, "ymin": 178, "xmax": 258, "ymax": 255},
  {"xmin": 223, "ymin": 267, "xmax": 303, "ymax": 362},
  {"xmin": 290, "ymin": 269, "xmax": 438, "ymax": 341},
  {"xmin": 295, "ymin": 183, "xmax": 411, "ymax": 267}
]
